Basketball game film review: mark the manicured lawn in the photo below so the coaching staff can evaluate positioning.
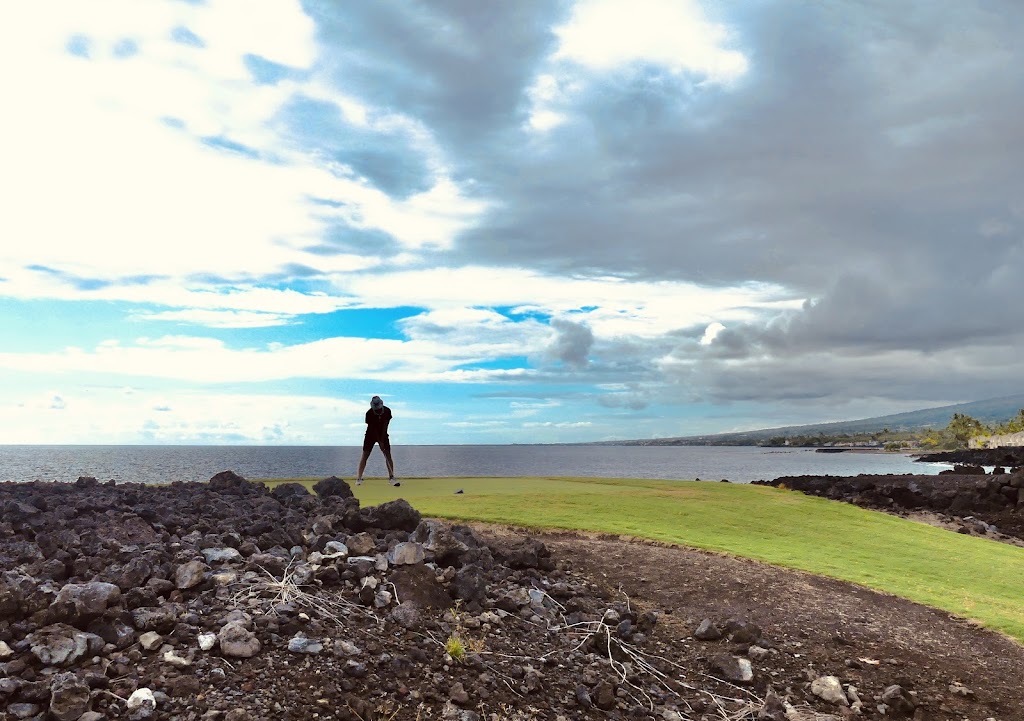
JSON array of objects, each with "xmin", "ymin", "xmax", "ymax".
[{"xmin": 263, "ymin": 475, "xmax": 1024, "ymax": 642}]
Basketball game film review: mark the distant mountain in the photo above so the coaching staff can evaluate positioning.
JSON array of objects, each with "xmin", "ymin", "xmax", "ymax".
[{"xmin": 602, "ymin": 394, "xmax": 1024, "ymax": 446}]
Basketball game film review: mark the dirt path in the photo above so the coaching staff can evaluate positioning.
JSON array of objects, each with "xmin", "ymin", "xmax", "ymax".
[{"xmin": 475, "ymin": 524, "xmax": 1024, "ymax": 720}]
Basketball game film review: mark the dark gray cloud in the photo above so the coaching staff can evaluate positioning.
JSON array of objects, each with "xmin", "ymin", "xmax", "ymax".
[
  {"xmin": 296, "ymin": 1, "xmax": 1024, "ymax": 412},
  {"xmin": 303, "ymin": 0, "xmax": 569, "ymax": 153},
  {"xmin": 455, "ymin": 1, "xmax": 1024, "ymax": 294},
  {"xmin": 545, "ymin": 318, "xmax": 593, "ymax": 369},
  {"xmin": 277, "ymin": 94, "xmax": 435, "ymax": 199}
]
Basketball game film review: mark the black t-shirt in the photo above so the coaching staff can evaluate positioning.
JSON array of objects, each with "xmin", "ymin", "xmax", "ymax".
[{"xmin": 365, "ymin": 406, "xmax": 392, "ymax": 437}]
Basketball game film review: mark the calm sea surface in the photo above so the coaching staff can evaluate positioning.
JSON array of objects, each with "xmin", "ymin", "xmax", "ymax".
[{"xmin": 0, "ymin": 444, "xmax": 949, "ymax": 485}]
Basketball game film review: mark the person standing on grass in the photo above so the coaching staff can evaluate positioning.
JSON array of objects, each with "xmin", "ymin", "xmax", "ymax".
[{"xmin": 355, "ymin": 395, "xmax": 399, "ymax": 486}]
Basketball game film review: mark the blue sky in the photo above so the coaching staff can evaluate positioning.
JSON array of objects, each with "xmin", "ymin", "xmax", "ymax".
[{"xmin": 1, "ymin": 0, "xmax": 1022, "ymax": 445}]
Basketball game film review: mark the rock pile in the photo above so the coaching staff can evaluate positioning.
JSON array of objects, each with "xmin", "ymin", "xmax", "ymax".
[
  {"xmin": 758, "ymin": 471, "xmax": 1024, "ymax": 541},
  {"xmin": 0, "ymin": 471, "xmax": 1011, "ymax": 720},
  {"xmin": 917, "ymin": 447, "xmax": 1024, "ymax": 468}
]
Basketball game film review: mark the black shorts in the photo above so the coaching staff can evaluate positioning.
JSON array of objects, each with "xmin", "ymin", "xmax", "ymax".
[{"xmin": 363, "ymin": 433, "xmax": 391, "ymax": 454}]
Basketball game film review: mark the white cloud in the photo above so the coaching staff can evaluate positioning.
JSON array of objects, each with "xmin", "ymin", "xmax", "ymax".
[
  {"xmin": 522, "ymin": 420, "xmax": 593, "ymax": 429},
  {"xmin": 700, "ymin": 322, "xmax": 725, "ymax": 346},
  {"xmin": 1, "ymin": 268, "xmax": 364, "ymax": 318},
  {"xmin": 0, "ymin": 0, "xmax": 485, "ymax": 293},
  {"xmin": 0, "ymin": 386, "xmax": 363, "ymax": 444},
  {"xmin": 525, "ymin": 0, "xmax": 748, "ymax": 134},
  {"xmin": 0, "ymin": 332, "xmax": 543, "ymax": 385},
  {"xmin": 129, "ymin": 309, "xmax": 294, "ymax": 328},
  {"xmin": 343, "ymin": 267, "xmax": 803, "ymax": 339},
  {"xmin": 554, "ymin": 0, "xmax": 748, "ymax": 81}
]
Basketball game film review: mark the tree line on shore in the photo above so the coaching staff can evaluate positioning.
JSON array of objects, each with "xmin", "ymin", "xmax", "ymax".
[{"xmin": 759, "ymin": 409, "xmax": 1024, "ymax": 451}]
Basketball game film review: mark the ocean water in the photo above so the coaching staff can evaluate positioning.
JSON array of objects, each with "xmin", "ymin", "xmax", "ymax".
[{"xmin": 0, "ymin": 444, "xmax": 949, "ymax": 485}]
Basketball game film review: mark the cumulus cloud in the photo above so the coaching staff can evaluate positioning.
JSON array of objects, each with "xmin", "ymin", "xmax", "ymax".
[
  {"xmin": 545, "ymin": 318, "xmax": 593, "ymax": 369},
  {"xmin": 0, "ymin": 387, "xmax": 366, "ymax": 444},
  {"xmin": 2, "ymin": 1, "xmax": 1022, "ymax": 443}
]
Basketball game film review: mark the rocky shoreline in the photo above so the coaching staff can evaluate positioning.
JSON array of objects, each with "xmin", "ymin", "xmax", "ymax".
[
  {"xmin": 915, "ymin": 447, "xmax": 1024, "ymax": 468},
  {"xmin": 757, "ymin": 464, "xmax": 1024, "ymax": 542},
  {"xmin": 2, "ymin": 472, "xmax": 1023, "ymax": 720}
]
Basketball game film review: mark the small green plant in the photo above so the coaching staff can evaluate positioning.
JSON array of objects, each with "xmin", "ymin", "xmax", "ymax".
[{"xmin": 445, "ymin": 633, "xmax": 466, "ymax": 662}]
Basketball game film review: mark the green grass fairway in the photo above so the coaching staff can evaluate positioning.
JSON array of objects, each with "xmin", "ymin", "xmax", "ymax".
[{"xmin": 264, "ymin": 475, "xmax": 1024, "ymax": 642}]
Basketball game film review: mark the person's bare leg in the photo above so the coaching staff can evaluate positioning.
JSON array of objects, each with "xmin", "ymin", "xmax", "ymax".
[
  {"xmin": 383, "ymin": 449, "xmax": 395, "ymax": 480},
  {"xmin": 356, "ymin": 450, "xmax": 371, "ymax": 484}
]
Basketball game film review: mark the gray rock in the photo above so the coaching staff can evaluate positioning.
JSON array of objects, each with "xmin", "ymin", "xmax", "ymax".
[
  {"xmin": 131, "ymin": 604, "xmax": 181, "ymax": 632},
  {"xmin": 451, "ymin": 565, "xmax": 488, "ymax": 604},
  {"xmin": 7, "ymin": 703, "xmax": 41, "ymax": 719},
  {"xmin": 0, "ymin": 677, "xmax": 22, "ymax": 697},
  {"xmin": 880, "ymin": 684, "xmax": 916, "ymax": 716},
  {"xmin": 748, "ymin": 645, "xmax": 770, "ymax": 661},
  {"xmin": 127, "ymin": 687, "xmax": 156, "ymax": 719},
  {"xmin": 593, "ymin": 680, "xmax": 617, "ymax": 710},
  {"xmin": 335, "ymin": 639, "xmax": 361, "ymax": 656},
  {"xmin": 247, "ymin": 552, "xmax": 288, "ymax": 577},
  {"xmin": 270, "ymin": 482, "xmax": 311, "ymax": 500},
  {"xmin": 289, "ymin": 562, "xmax": 314, "ymax": 586},
  {"xmin": 694, "ymin": 618, "xmax": 723, "ymax": 641},
  {"xmin": 208, "ymin": 470, "xmax": 250, "ymax": 491},
  {"xmin": 846, "ymin": 684, "xmax": 863, "ymax": 711},
  {"xmin": 48, "ymin": 672, "xmax": 92, "ymax": 721},
  {"xmin": 312, "ymin": 476, "xmax": 353, "ymax": 499},
  {"xmin": 361, "ymin": 498, "xmax": 422, "ymax": 531},
  {"xmin": 949, "ymin": 681, "xmax": 974, "ymax": 697},
  {"xmin": 707, "ymin": 653, "xmax": 753, "ymax": 684},
  {"xmin": 322, "ymin": 541, "xmax": 349, "ymax": 559},
  {"xmin": 412, "ymin": 520, "xmax": 471, "ymax": 563},
  {"xmin": 449, "ymin": 681, "xmax": 470, "ymax": 705},
  {"xmin": 51, "ymin": 581, "xmax": 121, "ymax": 620},
  {"xmin": 174, "ymin": 559, "xmax": 209, "ymax": 589},
  {"xmin": 112, "ymin": 557, "xmax": 153, "ymax": 590},
  {"xmin": 346, "ymin": 532, "xmax": 376, "ymax": 556},
  {"xmin": 344, "ymin": 659, "xmax": 368, "ymax": 677},
  {"xmin": 202, "ymin": 547, "xmax": 243, "ymax": 564},
  {"xmin": 198, "ymin": 632, "xmax": 218, "ymax": 651},
  {"xmin": 218, "ymin": 621, "xmax": 261, "ymax": 658},
  {"xmin": 390, "ymin": 601, "xmax": 422, "ymax": 630},
  {"xmin": 0, "ymin": 570, "xmax": 33, "ymax": 618},
  {"xmin": 811, "ymin": 676, "xmax": 848, "ymax": 706},
  {"xmin": 725, "ymin": 619, "xmax": 762, "ymax": 645},
  {"xmin": 758, "ymin": 691, "xmax": 787, "ymax": 721},
  {"xmin": 288, "ymin": 634, "xmax": 323, "ymax": 654},
  {"xmin": 210, "ymin": 569, "xmax": 238, "ymax": 586},
  {"xmin": 139, "ymin": 631, "xmax": 163, "ymax": 651},
  {"xmin": 87, "ymin": 616, "xmax": 137, "ymax": 649},
  {"xmin": 219, "ymin": 609, "xmax": 253, "ymax": 628},
  {"xmin": 489, "ymin": 536, "xmax": 548, "ymax": 569},
  {"xmin": 388, "ymin": 541, "xmax": 426, "ymax": 565},
  {"xmin": 575, "ymin": 685, "xmax": 593, "ymax": 707},
  {"xmin": 0, "ymin": 639, "xmax": 13, "ymax": 659},
  {"xmin": 27, "ymin": 624, "xmax": 103, "ymax": 666},
  {"xmin": 441, "ymin": 702, "xmax": 480, "ymax": 721},
  {"xmin": 163, "ymin": 648, "xmax": 192, "ymax": 667}
]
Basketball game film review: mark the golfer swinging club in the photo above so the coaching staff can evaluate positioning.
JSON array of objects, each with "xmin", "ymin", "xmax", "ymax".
[{"xmin": 356, "ymin": 395, "xmax": 399, "ymax": 486}]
